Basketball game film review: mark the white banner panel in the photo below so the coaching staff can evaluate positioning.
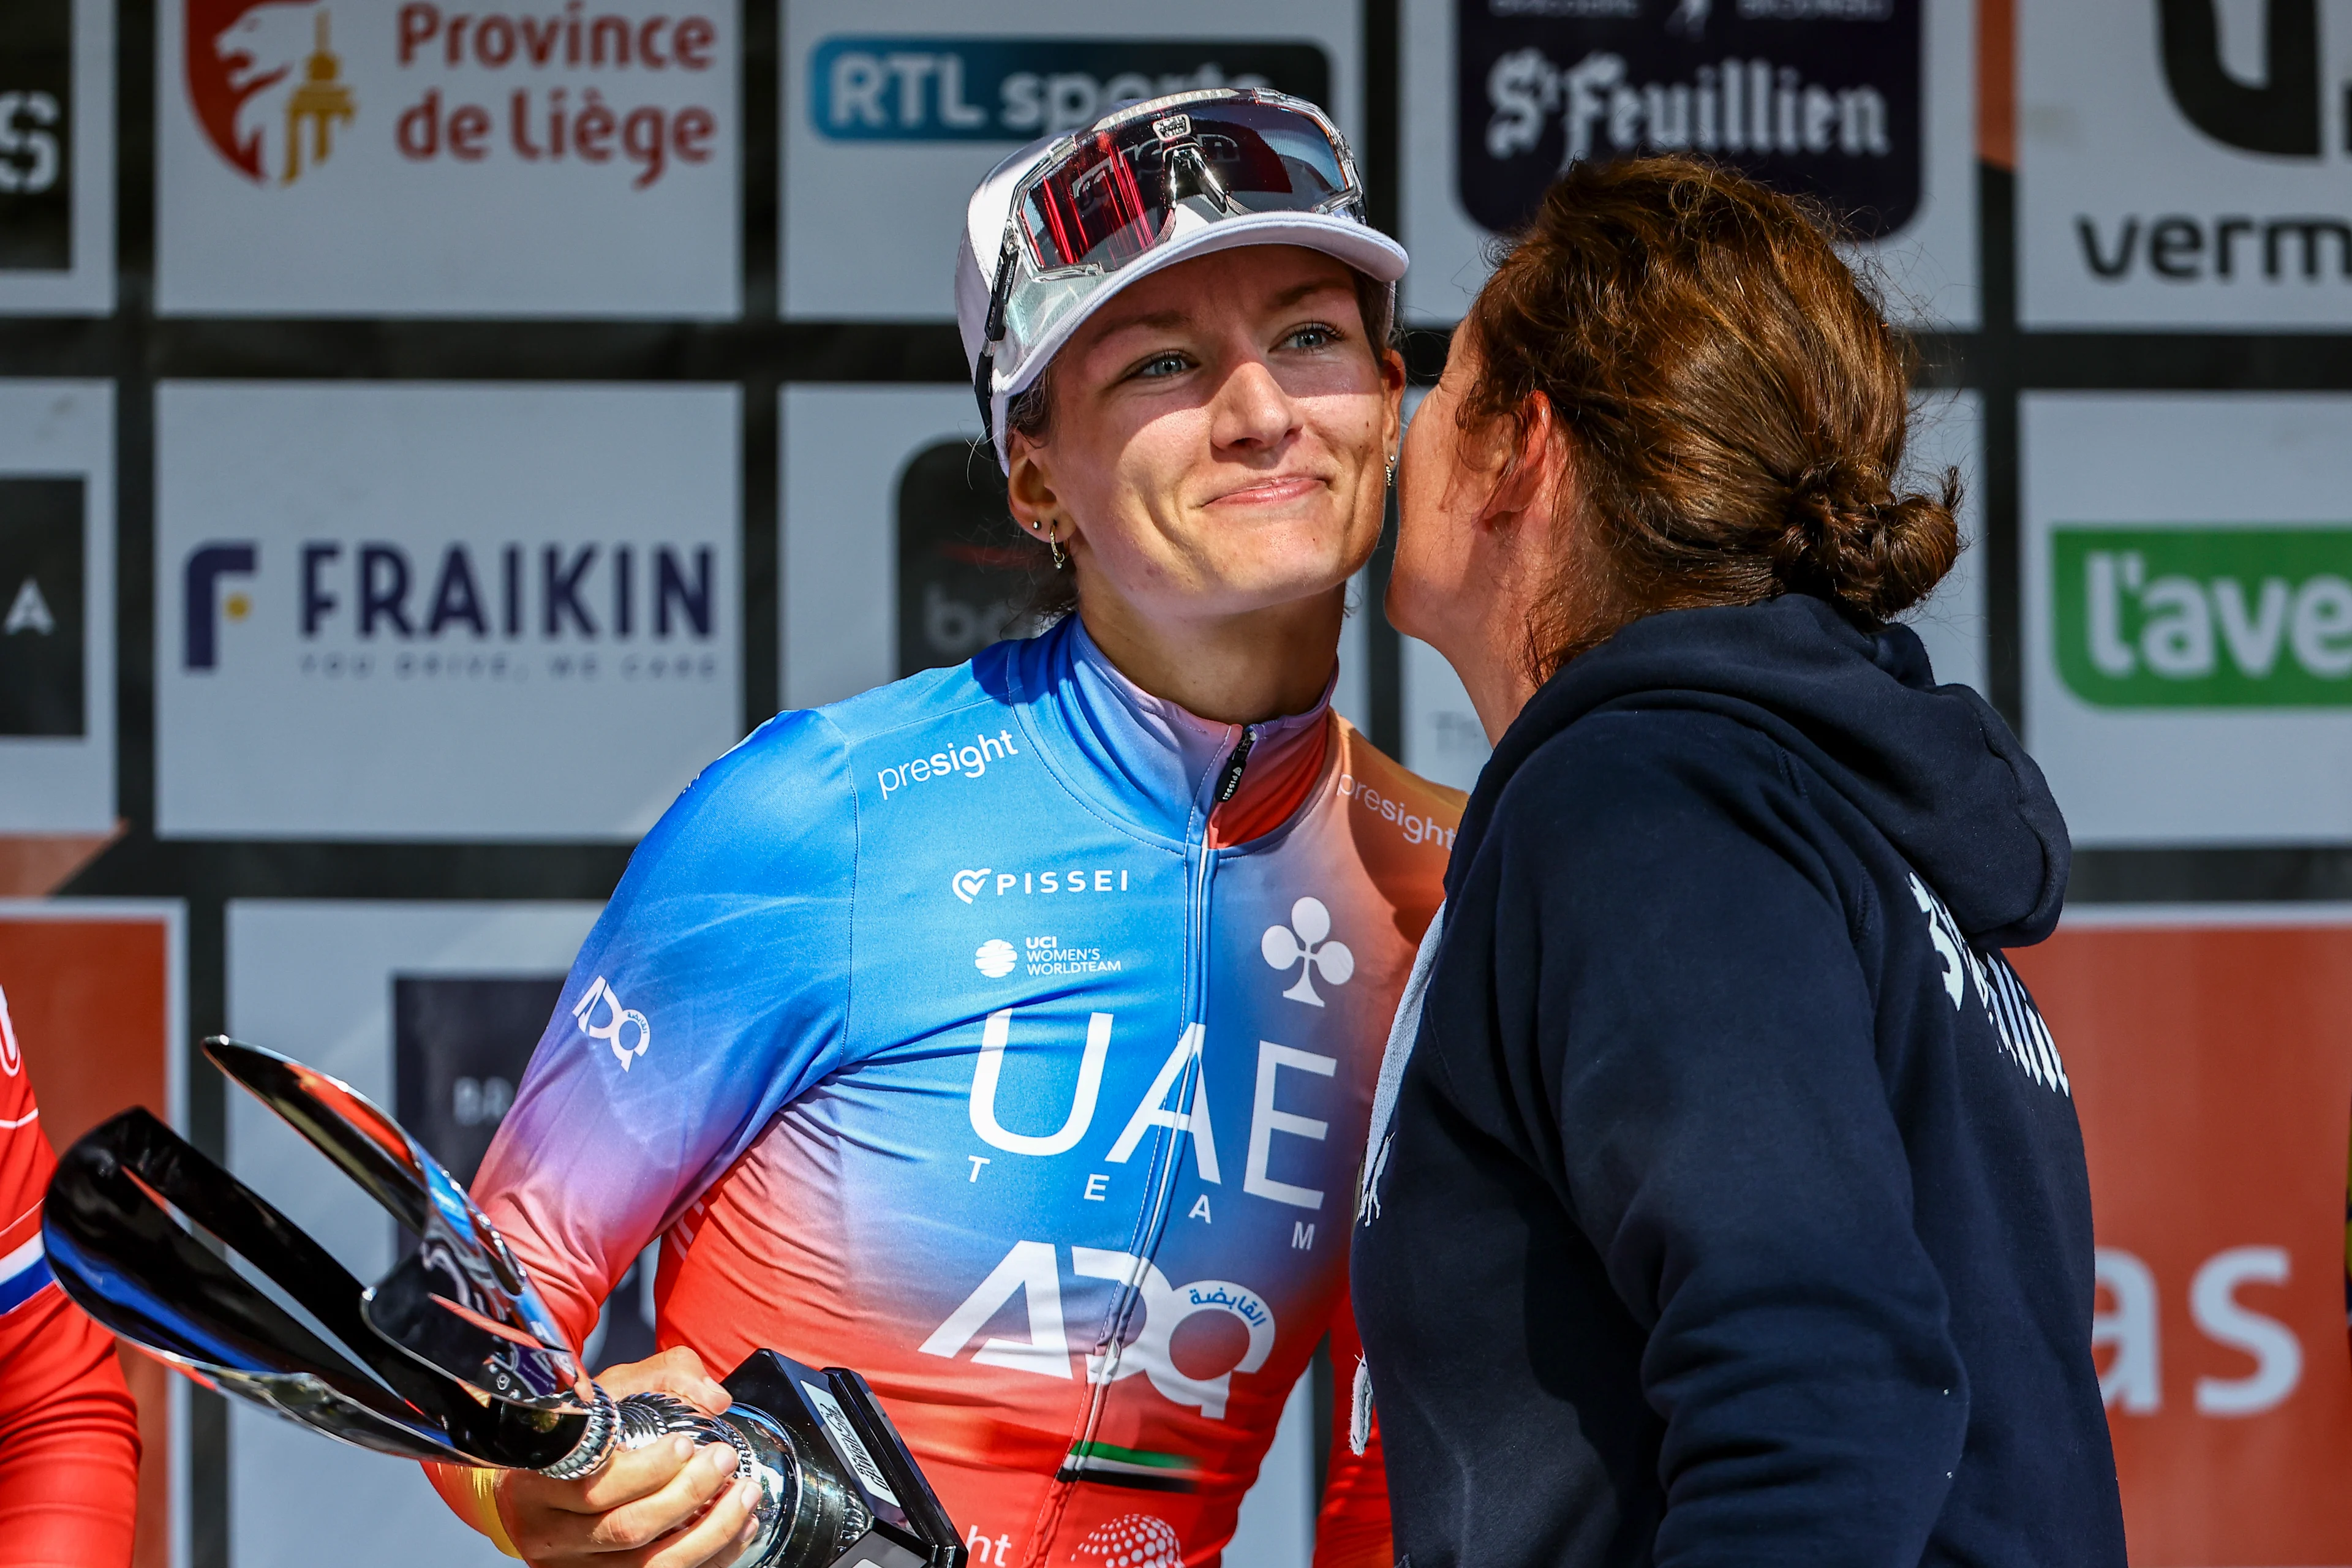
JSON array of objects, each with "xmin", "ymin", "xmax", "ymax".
[
  {"xmin": 157, "ymin": 0, "xmax": 739, "ymax": 317},
  {"xmin": 1398, "ymin": 385, "xmax": 1985, "ymax": 794},
  {"xmin": 782, "ymin": 0, "xmax": 1362, "ymax": 320},
  {"xmin": 2021, "ymin": 0, "xmax": 2352, "ymax": 328},
  {"xmin": 1400, "ymin": 0, "xmax": 1975, "ymax": 327},
  {"xmin": 0, "ymin": 380, "xmax": 113, "ymax": 832},
  {"xmin": 2025, "ymin": 393, "xmax": 2352, "ymax": 845},
  {"xmin": 1905, "ymin": 388, "xmax": 1986, "ymax": 696},
  {"xmin": 157, "ymin": 382, "xmax": 741, "ymax": 840},
  {"xmin": 0, "ymin": 0, "xmax": 113, "ymax": 314},
  {"xmin": 224, "ymin": 900, "xmax": 601, "ymax": 1568},
  {"xmin": 781, "ymin": 385, "xmax": 1368, "ymax": 729}
]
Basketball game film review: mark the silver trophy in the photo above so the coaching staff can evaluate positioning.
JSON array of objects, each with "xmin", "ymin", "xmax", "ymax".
[{"xmin": 43, "ymin": 1037, "xmax": 963, "ymax": 1568}]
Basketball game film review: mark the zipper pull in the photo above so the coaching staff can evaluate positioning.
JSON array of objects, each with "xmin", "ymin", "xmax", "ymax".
[{"xmin": 1214, "ymin": 728, "xmax": 1256, "ymax": 804}]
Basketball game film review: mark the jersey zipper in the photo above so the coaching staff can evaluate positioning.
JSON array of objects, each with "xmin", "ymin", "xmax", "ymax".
[{"xmin": 1040, "ymin": 725, "xmax": 1254, "ymax": 1555}]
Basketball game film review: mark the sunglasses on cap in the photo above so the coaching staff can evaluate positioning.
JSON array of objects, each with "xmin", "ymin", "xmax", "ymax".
[{"xmin": 973, "ymin": 88, "xmax": 1371, "ymax": 447}]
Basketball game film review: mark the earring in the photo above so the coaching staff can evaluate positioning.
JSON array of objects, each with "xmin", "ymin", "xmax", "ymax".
[
  {"xmin": 1384, "ymin": 453, "xmax": 1396, "ymax": 488},
  {"xmin": 1042, "ymin": 519, "xmax": 1068, "ymax": 571}
]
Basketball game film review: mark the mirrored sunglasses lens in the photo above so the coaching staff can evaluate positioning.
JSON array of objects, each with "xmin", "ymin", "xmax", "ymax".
[
  {"xmin": 1023, "ymin": 133, "xmax": 1167, "ymax": 270},
  {"xmin": 1020, "ymin": 104, "xmax": 1354, "ymax": 270},
  {"xmin": 1177, "ymin": 102, "xmax": 1350, "ymax": 212}
]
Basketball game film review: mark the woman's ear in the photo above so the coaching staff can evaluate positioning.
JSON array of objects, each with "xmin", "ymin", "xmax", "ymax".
[
  {"xmin": 1474, "ymin": 392, "xmax": 1561, "ymax": 533},
  {"xmin": 1005, "ymin": 438, "xmax": 1064, "ymax": 538}
]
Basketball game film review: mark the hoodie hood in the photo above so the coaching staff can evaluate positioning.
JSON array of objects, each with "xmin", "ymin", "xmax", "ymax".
[{"xmin": 1456, "ymin": 594, "xmax": 2070, "ymax": 947}]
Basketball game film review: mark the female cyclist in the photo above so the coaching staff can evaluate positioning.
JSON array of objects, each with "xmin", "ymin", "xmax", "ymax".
[{"xmin": 431, "ymin": 89, "xmax": 1462, "ymax": 1568}]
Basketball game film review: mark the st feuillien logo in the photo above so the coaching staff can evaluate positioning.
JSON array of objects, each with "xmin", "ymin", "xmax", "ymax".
[{"xmin": 189, "ymin": 0, "xmax": 354, "ymax": 186}]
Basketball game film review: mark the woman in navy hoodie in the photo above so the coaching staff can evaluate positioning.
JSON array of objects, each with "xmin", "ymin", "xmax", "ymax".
[{"xmin": 1350, "ymin": 157, "xmax": 2125, "ymax": 1567}]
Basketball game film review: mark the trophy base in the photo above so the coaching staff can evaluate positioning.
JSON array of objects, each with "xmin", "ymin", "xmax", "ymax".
[{"xmin": 718, "ymin": 1352, "xmax": 965, "ymax": 1568}]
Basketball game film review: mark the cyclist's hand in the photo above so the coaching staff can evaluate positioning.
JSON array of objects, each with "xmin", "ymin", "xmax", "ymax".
[{"xmin": 496, "ymin": 1348, "xmax": 760, "ymax": 1568}]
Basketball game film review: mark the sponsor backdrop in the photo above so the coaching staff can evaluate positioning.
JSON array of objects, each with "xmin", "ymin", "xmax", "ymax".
[
  {"xmin": 0, "ymin": 0, "xmax": 114, "ymax": 314},
  {"xmin": 159, "ymin": 0, "xmax": 740, "ymax": 315},
  {"xmin": 156, "ymin": 381, "xmax": 741, "ymax": 839},
  {"xmin": 781, "ymin": 0, "xmax": 1361, "ymax": 320},
  {"xmin": 2019, "ymin": 0, "xmax": 2352, "ymax": 328},
  {"xmin": 1400, "ymin": 0, "xmax": 1978, "ymax": 325},
  {"xmin": 0, "ymin": 380, "xmax": 114, "ymax": 834},
  {"xmin": 0, "ymin": 0, "xmax": 2346, "ymax": 1563},
  {"xmin": 2015, "ymin": 908, "xmax": 2352, "ymax": 1566}
]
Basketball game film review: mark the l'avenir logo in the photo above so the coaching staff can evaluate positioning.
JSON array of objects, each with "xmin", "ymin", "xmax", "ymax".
[{"xmin": 186, "ymin": 0, "xmax": 355, "ymax": 186}]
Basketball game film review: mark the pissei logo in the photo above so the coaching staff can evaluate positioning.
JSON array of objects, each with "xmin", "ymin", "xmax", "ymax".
[{"xmin": 2053, "ymin": 527, "xmax": 2352, "ymax": 707}]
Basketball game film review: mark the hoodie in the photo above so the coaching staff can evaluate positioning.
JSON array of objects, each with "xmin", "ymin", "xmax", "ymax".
[{"xmin": 1350, "ymin": 594, "xmax": 2125, "ymax": 1568}]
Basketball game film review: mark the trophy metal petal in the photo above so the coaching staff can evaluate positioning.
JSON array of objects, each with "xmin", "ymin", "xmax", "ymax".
[{"xmin": 43, "ymin": 1038, "xmax": 968, "ymax": 1567}]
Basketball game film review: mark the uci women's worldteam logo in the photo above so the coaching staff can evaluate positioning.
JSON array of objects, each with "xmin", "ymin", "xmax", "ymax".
[{"xmin": 187, "ymin": 0, "xmax": 355, "ymax": 186}]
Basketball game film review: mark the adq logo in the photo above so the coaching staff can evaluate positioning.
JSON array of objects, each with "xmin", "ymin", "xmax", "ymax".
[
  {"xmin": 2053, "ymin": 527, "xmax": 2352, "ymax": 707},
  {"xmin": 187, "ymin": 0, "xmax": 356, "ymax": 186},
  {"xmin": 1261, "ymin": 896, "xmax": 1353, "ymax": 1006},
  {"xmin": 573, "ymin": 974, "xmax": 650, "ymax": 1070}
]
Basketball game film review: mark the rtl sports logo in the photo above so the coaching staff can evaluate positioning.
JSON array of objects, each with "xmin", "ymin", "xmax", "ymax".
[
  {"xmin": 181, "ymin": 535, "xmax": 721, "ymax": 683},
  {"xmin": 809, "ymin": 37, "xmax": 1329, "ymax": 142},
  {"xmin": 188, "ymin": 0, "xmax": 355, "ymax": 186},
  {"xmin": 2052, "ymin": 526, "xmax": 2352, "ymax": 707}
]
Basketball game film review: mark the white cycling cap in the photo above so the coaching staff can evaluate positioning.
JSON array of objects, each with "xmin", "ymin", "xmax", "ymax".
[{"xmin": 956, "ymin": 89, "xmax": 1408, "ymax": 468}]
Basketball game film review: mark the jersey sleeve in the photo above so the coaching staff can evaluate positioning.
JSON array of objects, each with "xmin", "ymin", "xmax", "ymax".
[
  {"xmin": 469, "ymin": 708, "xmax": 862, "ymax": 1354},
  {"xmin": 0, "ymin": 1046, "xmax": 144, "ymax": 1568},
  {"xmin": 1313, "ymin": 1289, "xmax": 1393, "ymax": 1568}
]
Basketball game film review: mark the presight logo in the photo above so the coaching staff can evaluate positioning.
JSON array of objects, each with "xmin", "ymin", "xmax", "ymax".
[
  {"xmin": 2053, "ymin": 527, "xmax": 2352, "ymax": 706},
  {"xmin": 1261, "ymin": 897, "xmax": 1353, "ymax": 1006},
  {"xmin": 187, "ymin": 0, "xmax": 355, "ymax": 186}
]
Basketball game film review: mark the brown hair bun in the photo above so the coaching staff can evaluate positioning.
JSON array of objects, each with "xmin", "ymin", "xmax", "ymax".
[{"xmin": 1458, "ymin": 154, "xmax": 1962, "ymax": 668}]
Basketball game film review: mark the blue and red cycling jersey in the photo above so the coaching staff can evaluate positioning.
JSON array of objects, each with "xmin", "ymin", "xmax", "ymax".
[{"xmin": 437, "ymin": 616, "xmax": 1462, "ymax": 1567}]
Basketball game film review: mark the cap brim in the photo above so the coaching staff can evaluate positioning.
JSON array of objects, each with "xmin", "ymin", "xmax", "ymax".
[{"xmin": 1000, "ymin": 211, "xmax": 1409, "ymax": 404}]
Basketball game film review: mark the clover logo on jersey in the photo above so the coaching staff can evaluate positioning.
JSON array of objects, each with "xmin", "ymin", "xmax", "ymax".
[{"xmin": 1262, "ymin": 896, "xmax": 1353, "ymax": 1006}]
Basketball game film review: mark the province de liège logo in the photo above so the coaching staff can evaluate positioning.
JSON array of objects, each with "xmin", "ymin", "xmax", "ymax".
[{"xmin": 187, "ymin": 0, "xmax": 355, "ymax": 186}]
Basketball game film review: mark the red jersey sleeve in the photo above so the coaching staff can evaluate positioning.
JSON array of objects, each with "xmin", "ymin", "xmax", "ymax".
[
  {"xmin": 0, "ymin": 1033, "xmax": 142, "ymax": 1568},
  {"xmin": 1313, "ymin": 1287, "xmax": 1393, "ymax": 1568}
]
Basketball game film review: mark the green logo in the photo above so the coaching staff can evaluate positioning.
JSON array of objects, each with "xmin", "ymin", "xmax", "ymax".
[{"xmin": 2054, "ymin": 527, "xmax": 2352, "ymax": 707}]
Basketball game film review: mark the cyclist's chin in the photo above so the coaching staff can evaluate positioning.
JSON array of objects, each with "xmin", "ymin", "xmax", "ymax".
[{"xmin": 1164, "ymin": 526, "xmax": 1370, "ymax": 620}]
